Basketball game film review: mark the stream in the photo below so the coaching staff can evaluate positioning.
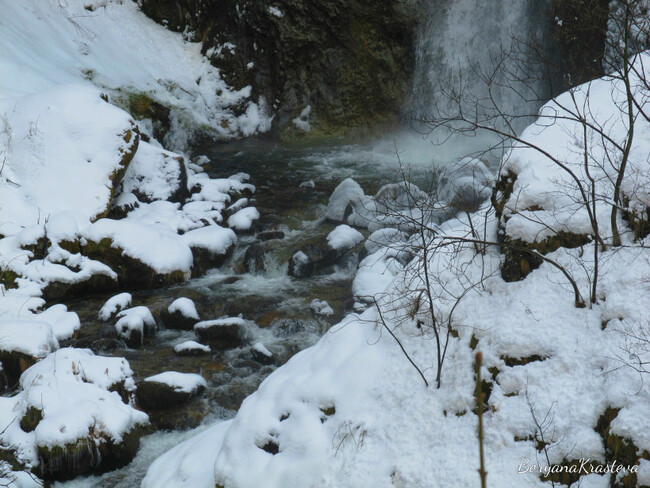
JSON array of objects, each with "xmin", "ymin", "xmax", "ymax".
[{"xmin": 53, "ymin": 130, "xmax": 494, "ymax": 488}]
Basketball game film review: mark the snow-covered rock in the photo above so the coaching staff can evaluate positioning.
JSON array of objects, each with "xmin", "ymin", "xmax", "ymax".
[
  {"xmin": 98, "ymin": 292, "xmax": 133, "ymax": 322},
  {"xmin": 251, "ymin": 342, "xmax": 274, "ymax": 365},
  {"xmin": 136, "ymin": 372, "xmax": 207, "ymax": 411},
  {"xmin": 181, "ymin": 225, "xmax": 237, "ymax": 276},
  {"xmin": 438, "ymin": 157, "xmax": 494, "ymax": 211},
  {"xmin": 118, "ymin": 141, "xmax": 188, "ymax": 204},
  {"xmin": 326, "ymin": 225, "xmax": 364, "ymax": 251},
  {"xmin": 114, "ymin": 306, "xmax": 156, "ymax": 347},
  {"xmin": 325, "ymin": 178, "xmax": 364, "ymax": 223},
  {"xmin": 364, "ymin": 228, "xmax": 408, "ymax": 255},
  {"xmin": 194, "ymin": 317, "xmax": 248, "ymax": 346},
  {"xmin": 310, "ymin": 299, "xmax": 334, "ymax": 317},
  {"xmin": 0, "ymin": 348, "xmax": 147, "ymax": 481},
  {"xmin": 227, "ymin": 207, "xmax": 260, "ymax": 231},
  {"xmin": 162, "ymin": 297, "xmax": 201, "ymax": 330},
  {"xmin": 173, "ymin": 341, "xmax": 211, "ymax": 357}
]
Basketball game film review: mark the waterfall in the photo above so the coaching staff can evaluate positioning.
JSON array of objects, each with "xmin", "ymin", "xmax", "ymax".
[{"xmin": 408, "ymin": 0, "xmax": 554, "ymax": 132}]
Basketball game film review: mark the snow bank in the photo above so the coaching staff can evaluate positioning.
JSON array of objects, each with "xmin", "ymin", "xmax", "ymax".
[{"xmin": 0, "ymin": 320, "xmax": 59, "ymax": 358}]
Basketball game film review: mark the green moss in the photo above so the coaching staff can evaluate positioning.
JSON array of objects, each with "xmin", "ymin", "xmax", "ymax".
[
  {"xmin": 20, "ymin": 407, "xmax": 43, "ymax": 433},
  {"xmin": 0, "ymin": 269, "xmax": 19, "ymax": 290}
]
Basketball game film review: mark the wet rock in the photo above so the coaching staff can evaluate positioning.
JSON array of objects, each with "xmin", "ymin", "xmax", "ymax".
[
  {"xmin": 145, "ymin": 396, "xmax": 210, "ymax": 430},
  {"xmin": 194, "ymin": 317, "xmax": 247, "ymax": 346},
  {"xmin": 310, "ymin": 299, "xmax": 334, "ymax": 317},
  {"xmin": 288, "ymin": 226, "xmax": 364, "ymax": 278},
  {"xmin": 161, "ymin": 297, "xmax": 200, "ymax": 330},
  {"xmin": 243, "ymin": 243, "xmax": 266, "ymax": 273},
  {"xmin": 223, "ymin": 295, "xmax": 280, "ymax": 317},
  {"xmin": 139, "ymin": 0, "xmax": 415, "ymax": 137},
  {"xmin": 258, "ymin": 230, "xmax": 285, "ymax": 241},
  {"xmin": 136, "ymin": 372, "xmax": 207, "ymax": 411},
  {"xmin": 251, "ymin": 342, "xmax": 274, "ymax": 365},
  {"xmin": 182, "ymin": 226, "xmax": 237, "ymax": 277}
]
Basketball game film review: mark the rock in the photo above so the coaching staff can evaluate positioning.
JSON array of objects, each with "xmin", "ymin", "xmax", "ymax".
[
  {"xmin": 437, "ymin": 157, "xmax": 494, "ymax": 212},
  {"xmin": 173, "ymin": 341, "xmax": 211, "ymax": 356},
  {"xmin": 225, "ymin": 197, "xmax": 249, "ymax": 218},
  {"xmin": 288, "ymin": 227, "xmax": 364, "ymax": 278},
  {"xmin": 0, "ymin": 320, "xmax": 59, "ymax": 387},
  {"xmin": 310, "ymin": 299, "xmax": 334, "ymax": 317},
  {"xmin": 136, "ymin": 372, "xmax": 207, "ymax": 411},
  {"xmin": 250, "ymin": 342, "xmax": 274, "ymax": 365},
  {"xmin": 138, "ymin": 0, "xmax": 415, "ymax": 136},
  {"xmin": 243, "ymin": 243, "xmax": 266, "ymax": 273},
  {"xmin": 181, "ymin": 225, "xmax": 237, "ymax": 277},
  {"xmin": 161, "ymin": 297, "xmax": 200, "ymax": 330},
  {"xmin": 114, "ymin": 307, "xmax": 157, "ymax": 348},
  {"xmin": 118, "ymin": 141, "xmax": 189, "ymax": 205},
  {"xmin": 326, "ymin": 178, "xmax": 365, "ymax": 223},
  {"xmin": 16, "ymin": 349, "xmax": 148, "ymax": 481},
  {"xmin": 258, "ymin": 230, "xmax": 285, "ymax": 241},
  {"xmin": 98, "ymin": 292, "xmax": 133, "ymax": 321},
  {"xmin": 227, "ymin": 207, "xmax": 260, "ymax": 231},
  {"xmin": 194, "ymin": 317, "xmax": 248, "ymax": 346},
  {"xmin": 223, "ymin": 295, "xmax": 281, "ymax": 317}
]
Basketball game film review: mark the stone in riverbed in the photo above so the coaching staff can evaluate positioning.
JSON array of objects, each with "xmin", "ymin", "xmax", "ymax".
[
  {"xmin": 161, "ymin": 297, "xmax": 200, "ymax": 330},
  {"xmin": 173, "ymin": 340, "xmax": 211, "ymax": 357},
  {"xmin": 114, "ymin": 306, "xmax": 156, "ymax": 348},
  {"xmin": 243, "ymin": 243, "xmax": 266, "ymax": 274},
  {"xmin": 325, "ymin": 178, "xmax": 365, "ymax": 223},
  {"xmin": 250, "ymin": 342, "xmax": 274, "ymax": 365},
  {"xmin": 136, "ymin": 371, "xmax": 207, "ymax": 411},
  {"xmin": 194, "ymin": 317, "xmax": 247, "ymax": 346},
  {"xmin": 258, "ymin": 230, "xmax": 285, "ymax": 241}
]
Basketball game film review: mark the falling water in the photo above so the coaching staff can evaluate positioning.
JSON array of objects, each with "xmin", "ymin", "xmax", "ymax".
[{"xmin": 408, "ymin": 0, "xmax": 554, "ymax": 132}]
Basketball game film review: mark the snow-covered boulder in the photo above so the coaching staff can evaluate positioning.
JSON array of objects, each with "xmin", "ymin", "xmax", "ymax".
[
  {"xmin": 437, "ymin": 157, "xmax": 494, "ymax": 211},
  {"xmin": 364, "ymin": 228, "xmax": 408, "ymax": 255},
  {"xmin": 288, "ymin": 226, "xmax": 364, "ymax": 278},
  {"xmin": 173, "ymin": 341, "xmax": 211, "ymax": 357},
  {"xmin": 251, "ymin": 342, "xmax": 274, "ymax": 365},
  {"xmin": 136, "ymin": 372, "xmax": 207, "ymax": 411},
  {"xmin": 325, "ymin": 178, "xmax": 365, "ymax": 223},
  {"xmin": 1, "ymin": 348, "xmax": 148, "ymax": 481},
  {"xmin": 0, "ymin": 319, "xmax": 59, "ymax": 386},
  {"xmin": 161, "ymin": 297, "xmax": 201, "ymax": 330},
  {"xmin": 181, "ymin": 225, "xmax": 236, "ymax": 276},
  {"xmin": 114, "ymin": 306, "xmax": 156, "ymax": 347},
  {"xmin": 0, "ymin": 84, "xmax": 139, "ymax": 235},
  {"xmin": 310, "ymin": 299, "xmax": 334, "ymax": 317},
  {"xmin": 118, "ymin": 141, "xmax": 189, "ymax": 204},
  {"xmin": 194, "ymin": 317, "xmax": 247, "ymax": 346},
  {"xmin": 227, "ymin": 207, "xmax": 260, "ymax": 231},
  {"xmin": 98, "ymin": 292, "xmax": 133, "ymax": 321}
]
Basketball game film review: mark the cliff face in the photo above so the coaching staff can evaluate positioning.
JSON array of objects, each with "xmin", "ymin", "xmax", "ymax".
[{"xmin": 139, "ymin": 0, "xmax": 416, "ymax": 138}]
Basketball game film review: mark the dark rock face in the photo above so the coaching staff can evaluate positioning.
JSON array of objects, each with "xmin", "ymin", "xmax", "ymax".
[
  {"xmin": 136, "ymin": 380, "xmax": 206, "ymax": 411},
  {"xmin": 243, "ymin": 243, "xmax": 266, "ymax": 273},
  {"xmin": 139, "ymin": 0, "xmax": 415, "ymax": 137}
]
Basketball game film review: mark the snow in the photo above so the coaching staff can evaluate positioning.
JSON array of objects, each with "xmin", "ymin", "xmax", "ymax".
[
  {"xmin": 0, "ymin": 319, "xmax": 59, "ymax": 358},
  {"xmin": 325, "ymin": 178, "xmax": 364, "ymax": 222},
  {"xmin": 173, "ymin": 341, "xmax": 211, "ymax": 354},
  {"xmin": 119, "ymin": 141, "xmax": 187, "ymax": 203},
  {"xmin": 268, "ymin": 6, "xmax": 284, "ymax": 18},
  {"xmin": 310, "ymin": 299, "xmax": 334, "ymax": 317},
  {"xmin": 227, "ymin": 207, "xmax": 260, "ymax": 231},
  {"xmin": 292, "ymin": 105, "xmax": 311, "ymax": 132},
  {"xmin": 181, "ymin": 225, "xmax": 237, "ymax": 255},
  {"xmin": 143, "ymin": 372, "xmax": 207, "ymax": 394},
  {"xmin": 326, "ymin": 225, "xmax": 364, "ymax": 251},
  {"xmin": 364, "ymin": 228, "xmax": 408, "ymax": 254},
  {"xmin": 252, "ymin": 342, "xmax": 273, "ymax": 358},
  {"xmin": 0, "ymin": 84, "xmax": 137, "ymax": 234},
  {"xmin": 36, "ymin": 304, "xmax": 81, "ymax": 341},
  {"xmin": 141, "ymin": 420, "xmax": 232, "ymax": 488},
  {"xmin": 86, "ymin": 219, "xmax": 194, "ymax": 275},
  {"xmin": 168, "ymin": 298, "xmax": 200, "ymax": 320},
  {"xmin": 0, "ymin": 0, "xmax": 271, "ymax": 144},
  {"xmin": 194, "ymin": 317, "xmax": 248, "ymax": 331},
  {"xmin": 98, "ymin": 292, "xmax": 133, "ymax": 321},
  {"xmin": 0, "ymin": 348, "xmax": 147, "ymax": 466},
  {"xmin": 114, "ymin": 306, "xmax": 156, "ymax": 342}
]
